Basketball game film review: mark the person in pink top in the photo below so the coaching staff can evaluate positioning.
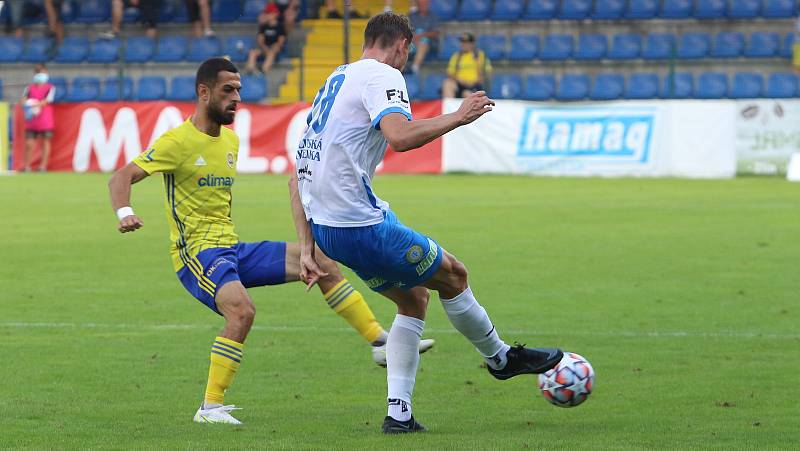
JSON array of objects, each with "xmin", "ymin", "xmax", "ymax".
[{"xmin": 21, "ymin": 64, "xmax": 56, "ymax": 172}]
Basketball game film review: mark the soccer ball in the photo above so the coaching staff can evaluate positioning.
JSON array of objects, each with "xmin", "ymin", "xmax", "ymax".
[{"xmin": 537, "ymin": 352, "xmax": 594, "ymax": 408}]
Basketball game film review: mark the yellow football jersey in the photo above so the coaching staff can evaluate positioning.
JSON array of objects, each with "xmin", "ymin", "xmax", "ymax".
[{"xmin": 133, "ymin": 119, "xmax": 239, "ymax": 271}]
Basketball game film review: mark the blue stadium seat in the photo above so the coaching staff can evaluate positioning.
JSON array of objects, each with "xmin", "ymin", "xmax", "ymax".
[
  {"xmin": 712, "ymin": 32, "xmax": 745, "ymax": 58},
  {"xmin": 88, "ymin": 38, "xmax": 120, "ymax": 63},
  {"xmin": 539, "ymin": 34, "xmax": 573, "ymax": 60},
  {"xmin": 438, "ymin": 34, "xmax": 460, "ymax": 60},
  {"xmin": 431, "ymin": 0, "xmax": 458, "ymax": 20},
  {"xmin": 49, "ymin": 77, "xmax": 68, "ymax": 102},
  {"xmin": 458, "ymin": 0, "xmax": 491, "ymax": 20},
  {"xmin": 0, "ymin": 38, "xmax": 24, "ymax": 63},
  {"xmin": 53, "ymin": 37, "xmax": 88, "ymax": 63},
  {"xmin": 746, "ymin": 32, "xmax": 780, "ymax": 57},
  {"xmin": 137, "ymin": 76, "xmax": 167, "ymax": 101},
  {"xmin": 729, "ymin": 73, "xmax": 764, "ymax": 98},
  {"xmin": 728, "ymin": 0, "xmax": 761, "ymax": 18},
  {"xmin": 241, "ymin": 75, "xmax": 268, "ymax": 102},
  {"xmin": 609, "ymin": 33, "xmax": 641, "ymax": 60},
  {"xmin": 678, "ymin": 33, "xmax": 710, "ymax": 59},
  {"xmin": 477, "ymin": 35, "xmax": 506, "ymax": 61},
  {"xmin": 98, "ymin": 76, "xmax": 134, "ymax": 101},
  {"xmin": 660, "ymin": 0, "xmax": 692, "ymax": 18},
  {"xmin": 490, "ymin": 74, "xmax": 522, "ymax": 99},
  {"xmin": 625, "ymin": 0, "xmax": 658, "ymax": 19},
  {"xmin": 491, "ymin": 0, "xmax": 525, "ymax": 20},
  {"xmin": 124, "ymin": 37, "xmax": 155, "ymax": 63},
  {"xmin": 592, "ymin": 0, "xmax": 625, "ymax": 19},
  {"xmin": 241, "ymin": 0, "xmax": 265, "ymax": 22},
  {"xmin": 153, "ymin": 36, "xmax": 188, "ymax": 62},
  {"xmin": 212, "ymin": 0, "xmax": 242, "ymax": 22},
  {"xmin": 556, "ymin": 74, "xmax": 589, "ymax": 101},
  {"xmin": 74, "ymin": 0, "xmax": 110, "ymax": 23},
  {"xmin": 763, "ymin": 0, "xmax": 796, "ymax": 18},
  {"xmin": 781, "ymin": 33, "xmax": 794, "ymax": 58},
  {"xmin": 625, "ymin": 73, "xmax": 659, "ymax": 99},
  {"xmin": 420, "ymin": 74, "xmax": 446, "ymax": 100},
  {"xmin": 123, "ymin": 5, "xmax": 141, "ymax": 24},
  {"xmin": 22, "ymin": 38, "xmax": 52, "ymax": 63},
  {"xmin": 187, "ymin": 37, "xmax": 222, "ymax": 62},
  {"xmin": 524, "ymin": 0, "xmax": 558, "ymax": 19},
  {"xmin": 590, "ymin": 74, "xmax": 624, "ymax": 100},
  {"xmin": 225, "ymin": 36, "xmax": 255, "ymax": 62},
  {"xmin": 158, "ymin": 0, "xmax": 176, "ymax": 22},
  {"xmin": 694, "ymin": 0, "xmax": 727, "ymax": 18},
  {"xmin": 766, "ymin": 73, "xmax": 798, "ymax": 97},
  {"xmin": 661, "ymin": 73, "xmax": 694, "ymax": 99},
  {"xmin": 559, "ymin": 0, "xmax": 592, "ymax": 20},
  {"xmin": 168, "ymin": 76, "xmax": 196, "ymax": 101},
  {"xmin": 696, "ymin": 72, "xmax": 728, "ymax": 99},
  {"xmin": 642, "ymin": 33, "xmax": 676, "ymax": 60},
  {"xmin": 522, "ymin": 75, "xmax": 555, "ymax": 100},
  {"xmin": 508, "ymin": 35, "xmax": 539, "ymax": 60},
  {"xmin": 64, "ymin": 76, "xmax": 100, "ymax": 102},
  {"xmin": 574, "ymin": 34, "xmax": 607, "ymax": 60},
  {"xmin": 404, "ymin": 74, "xmax": 420, "ymax": 99}
]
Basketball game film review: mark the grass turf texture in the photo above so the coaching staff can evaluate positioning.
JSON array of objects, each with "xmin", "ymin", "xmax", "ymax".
[{"xmin": 1, "ymin": 173, "xmax": 798, "ymax": 449}]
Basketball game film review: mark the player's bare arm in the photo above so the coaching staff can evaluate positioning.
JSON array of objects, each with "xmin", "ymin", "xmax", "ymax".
[
  {"xmin": 288, "ymin": 174, "xmax": 329, "ymax": 289},
  {"xmin": 108, "ymin": 161, "xmax": 149, "ymax": 233},
  {"xmin": 379, "ymin": 90, "xmax": 495, "ymax": 152}
]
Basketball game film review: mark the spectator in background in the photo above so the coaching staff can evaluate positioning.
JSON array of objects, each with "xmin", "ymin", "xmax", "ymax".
[
  {"xmin": 21, "ymin": 64, "xmax": 56, "ymax": 173},
  {"xmin": 186, "ymin": 0, "xmax": 214, "ymax": 37},
  {"xmin": 407, "ymin": 0, "xmax": 438, "ymax": 74},
  {"xmin": 43, "ymin": 0, "xmax": 64, "ymax": 44},
  {"xmin": 102, "ymin": 0, "xmax": 162, "ymax": 39},
  {"xmin": 246, "ymin": 3, "xmax": 285, "ymax": 75},
  {"xmin": 261, "ymin": 0, "xmax": 299, "ymax": 35},
  {"xmin": 443, "ymin": 32, "xmax": 492, "ymax": 98},
  {"xmin": 4, "ymin": 0, "xmax": 31, "ymax": 37},
  {"xmin": 324, "ymin": 0, "xmax": 392, "ymax": 18}
]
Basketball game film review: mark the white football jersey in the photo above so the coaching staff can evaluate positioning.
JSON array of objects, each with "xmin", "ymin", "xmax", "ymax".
[{"xmin": 296, "ymin": 58, "xmax": 412, "ymax": 227}]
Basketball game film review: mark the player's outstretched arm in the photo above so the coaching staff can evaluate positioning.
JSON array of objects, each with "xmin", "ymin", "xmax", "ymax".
[
  {"xmin": 380, "ymin": 90, "xmax": 495, "ymax": 152},
  {"xmin": 288, "ymin": 175, "xmax": 328, "ymax": 290},
  {"xmin": 108, "ymin": 162, "xmax": 149, "ymax": 233}
]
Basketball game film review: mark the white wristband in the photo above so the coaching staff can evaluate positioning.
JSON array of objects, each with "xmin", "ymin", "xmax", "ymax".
[{"xmin": 116, "ymin": 206, "xmax": 135, "ymax": 221}]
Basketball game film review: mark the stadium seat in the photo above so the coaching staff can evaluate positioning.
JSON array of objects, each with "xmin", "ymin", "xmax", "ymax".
[
  {"xmin": 661, "ymin": 73, "xmax": 693, "ymax": 99},
  {"xmin": 766, "ymin": 73, "xmax": 798, "ymax": 98},
  {"xmin": 491, "ymin": 0, "xmax": 525, "ymax": 20},
  {"xmin": 590, "ymin": 74, "xmax": 624, "ymax": 100},
  {"xmin": 728, "ymin": 0, "xmax": 761, "ymax": 18},
  {"xmin": 574, "ymin": 34, "xmax": 607, "ymax": 60},
  {"xmin": 240, "ymin": 0, "xmax": 265, "ymax": 22},
  {"xmin": 490, "ymin": 74, "xmax": 522, "ymax": 99},
  {"xmin": 124, "ymin": 37, "xmax": 155, "ymax": 63},
  {"xmin": 625, "ymin": 73, "xmax": 659, "ymax": 99},
  {"xmin": 122, "ymin": 6, "xmax": 141, "ymax": 24},
  {"xmin": 168, "ymin": 76, "xmax": 196, "ymax": 101},
  {"xmin": 524, "ymin": 0, "xmax": 558, "ymax": 20},
  {"xmin": 458, "ymin": 0, "xmax": 491, "ymax": 20},
  {"xmin": 678, "ymin": 33, "xmax": 710, "ymax": 59},
  {"xmin": 0, "ymin": 37, "xmax": 24, "ymax": 63},
  {"xmin": 477, "ymin": 35, "xmax": 506, "ymax": 61},
  {"xmin": 642, "ymin": 33, "xmax": 676, "ymax": 60},
  {"xmin": 137, "ymin": 76, "xmax": 167, "ymax": 101},
  {"xmin": 539, "ymin": 34, "xmax": 573, "ymax": 60},
  {"xmin": 729, "ymin": 73, "xmax": 764, "ymax": 98},
  {"xmin": 64, "ymin": 76, "xmax": 100, "ymax": 102},
  {"xmin": 153, "ymin": 36, "xmax": 188, "ymax": 62},
  {"xmin": 696, "ymin": 72, "xmax": 728, "ymax": 99},
  {"xmin": 746, "ymin": 32, "xmax": 780, "ymax": 57},
  {"xmin": 556, "ymin": 74, "xmax": 589, "ymax": 101},
  {"xmin": 157, "ymin": 0, "xmax": 176, "ymax": 22},
  {"xmin": 781, "ymin": 33, "xmax": 794, "ymax": 58},
  {"xmin": 522, "ymin": 74, "xmax": 555, "ymax": 100},
  {"xmin": 98, "ymin": 76, "xmax": 134, "ymax": 101},
  {"xmin": 609, "ymin": 33, "xmax": 641, "ymax": 60},
  {"xmin": 49, "ymin": 77, "xmax": 68, "ymax": 102},
  {"xmin": 625, "ymin": 0, "xmax": 658, "ymax": 19},
  {"xmin": 694, "ymin": 0, "xmax": 727, "ymax": 19},
  {"xmin": 187, "ymin": 37, "xmax": 222, "ymax": 62},
  {"xmin": 420, "ymin": 74, "xmax": 446, "ymax": 100},
  {"xmin": 225, "ymin": 36, "xmax": 255, "ymax": 62},
  {"xmin": 438, "ymin": 34, "xmax": 460, "ymax": 60},
  {"xmin": 74, "ymin": 0, "xmax": 110, "ymax": 23},
  {"xmin": 88, "ymin": 38, "xmax": 120, "ymax": 63},
  {"xmin": 508, "ymin": 35, "xmax": 539, "ymax": 60},
  {"xmin": 660, "ymin": 0, "xmax": 692, "ymax": 18},
  {"xmin": 22, "ymin": 38, "xmax": 52, "ymax": 63},
  {"xmin": 53, "ymin": 36, "xmax": 89, "ymax": 63},
  {"xmin": 404, "ymin": 74, "xmax": 420, "ymax": 99},
  {"xmin": 559, "ymin": 0, "xmax": 592, "ymax": 20},
  {"xmin": 712, "ymin": 32, "xmax": 745, "ymax": 58},
  {"xmin": 592, "ymin": 0, "xmax": 625, "ymax": 19},
  {"xmin": 763, "ymin": 0, "xmax": 796, "ymax": 18},
  {"xmin": 211, "ymin": 0, "xmax": 242, "ymax": 22},
  {"xmin": 431, "ymin": 0, "xmax": 458, "ymax": 20}
]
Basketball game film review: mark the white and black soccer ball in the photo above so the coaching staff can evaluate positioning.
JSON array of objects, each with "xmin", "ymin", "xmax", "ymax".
[{"xmin": 537, "ymin": 352, "xmax": 594, "ymax": 408}]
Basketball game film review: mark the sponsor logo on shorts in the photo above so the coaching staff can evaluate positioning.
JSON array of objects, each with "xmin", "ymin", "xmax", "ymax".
[
  {"xmin": 415, "ymin": 239, "xmax": 439, "ymax": 276},
  {"xmin": 206, "ymin": 257, "xmax": 234, "ymax": 277},
  {"xmin": 405, "ymin": 245, "xmax": 424, "ymax": 264}
]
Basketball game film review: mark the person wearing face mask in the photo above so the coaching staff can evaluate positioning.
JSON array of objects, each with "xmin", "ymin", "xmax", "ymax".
[{"xmin": 21, "ymin": 64, "xmax": 56, "ymax": 172}]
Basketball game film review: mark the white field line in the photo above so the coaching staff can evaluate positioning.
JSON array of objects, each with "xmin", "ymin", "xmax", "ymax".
[{"xmin": 0, "ymin": 322, "xmax": 798, "ymax": 339}]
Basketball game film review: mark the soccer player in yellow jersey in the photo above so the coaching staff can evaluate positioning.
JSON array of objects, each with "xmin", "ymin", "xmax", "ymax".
[{"xmin": 107, "ymin": 58, "xmax": 432, "ymax": 425}]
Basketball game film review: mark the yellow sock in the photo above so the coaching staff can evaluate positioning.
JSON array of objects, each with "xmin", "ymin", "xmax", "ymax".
[
  {"xmin": 204, "ymin": 336, "xmax": 243, "ymax": 405},
  {"xmin": 324, "ymin": 279, "xmax": 386, "ymax": 344}
]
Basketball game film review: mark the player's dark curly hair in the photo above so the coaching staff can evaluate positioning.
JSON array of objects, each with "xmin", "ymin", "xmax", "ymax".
[
  {"xmin": 195, "ymin": 57, "xmax": 238, "ymax": 95},
  {"xmin": 364, "ymin": 12, "xmax": 414, "ymax": 49}
]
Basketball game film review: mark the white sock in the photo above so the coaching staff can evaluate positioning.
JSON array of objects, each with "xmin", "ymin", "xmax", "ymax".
[
  {"xmin": 386, "ymin": 314, "xmax": 424, "ymax": 421},
  {"xmin": 440, "ymin": 286, "xmax": 511, "ymax": 370}
]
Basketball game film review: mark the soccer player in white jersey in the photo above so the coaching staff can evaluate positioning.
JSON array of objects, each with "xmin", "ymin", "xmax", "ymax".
[{"xmin": 291, "ymin": 12, "xmax": 563, "ymax": 433}]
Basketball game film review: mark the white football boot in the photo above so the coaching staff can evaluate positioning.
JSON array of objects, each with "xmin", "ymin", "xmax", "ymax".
[
  {"xmin": 193, "ymin": 405, "xmax": 243, "ymax": 424},
  {"xmin": 372, "ymin": 338, "xmax": 435, "ymax": 367}
]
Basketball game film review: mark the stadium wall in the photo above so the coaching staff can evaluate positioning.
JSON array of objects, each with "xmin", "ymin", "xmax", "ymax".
[{"xmin": 1, "ymin": 103, "xmax": 8, "ymax": 172}]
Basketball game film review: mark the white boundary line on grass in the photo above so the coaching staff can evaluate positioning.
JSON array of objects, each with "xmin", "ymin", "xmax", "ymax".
[{"xmin": 1, "ymin": 321, "xmax": 798, "ymax": 339}]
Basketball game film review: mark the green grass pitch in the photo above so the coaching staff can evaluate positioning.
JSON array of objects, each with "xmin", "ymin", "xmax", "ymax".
[{"xmin": 1, "ymin": 173, "xmax": 798, "ymax": 449}]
